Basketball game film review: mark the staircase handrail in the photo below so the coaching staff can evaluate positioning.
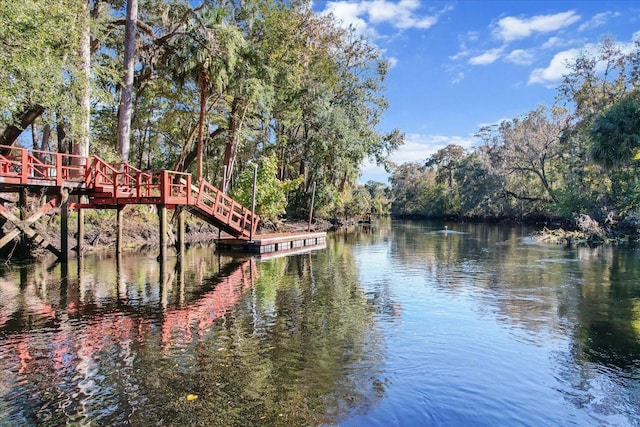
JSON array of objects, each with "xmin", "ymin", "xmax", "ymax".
[{"xmin": 0, "ymin": 144, "xmax": 89, "ymax": 185}]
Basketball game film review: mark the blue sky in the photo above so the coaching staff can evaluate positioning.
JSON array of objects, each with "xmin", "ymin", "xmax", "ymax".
[{"xmin": 312, "ymin": 1, "xmax": 640, "ymax": 183}]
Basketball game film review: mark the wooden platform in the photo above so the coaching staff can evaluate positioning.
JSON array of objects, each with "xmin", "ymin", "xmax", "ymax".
[{"xmin": 216, "ymin": 231, "xmax": 327, "ymax": 255}]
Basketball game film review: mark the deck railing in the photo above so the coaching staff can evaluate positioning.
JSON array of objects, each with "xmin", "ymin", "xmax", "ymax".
[
  {"xmin": 0, "ymin": 145, "xmax": 88, "ymax": 186},
  {"xmin": 0, "ymin": 144, "xmax": 258, "ymax": 239}
]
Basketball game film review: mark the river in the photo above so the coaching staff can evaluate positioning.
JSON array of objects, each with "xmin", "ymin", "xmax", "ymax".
[{"xmin": 1, "ymin": 219, "xmax": 639, "ymax": 426}]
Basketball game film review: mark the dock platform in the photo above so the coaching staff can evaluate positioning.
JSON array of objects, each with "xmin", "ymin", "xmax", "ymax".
[{"xmin": 216, "ymin": 231, "xmax": 327, "ymax": 254}]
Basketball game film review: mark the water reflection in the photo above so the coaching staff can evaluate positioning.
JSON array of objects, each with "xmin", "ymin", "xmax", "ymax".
[
  {"xmin": 352, "ymin": 222, "xmax": 640, "ymax": 425},
  {"xmin": 2, "ymin": 220, "xmax": 640, "ymax": 425},
  {"xmin": 0, "ymin": 242, "xmax": 384, "ymax": 426}
]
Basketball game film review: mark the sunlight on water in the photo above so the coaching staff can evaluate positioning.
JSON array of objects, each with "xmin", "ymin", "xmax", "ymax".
[{"xmin": 1, "ymin": 221, "xmax": 640, "ymax": 426}]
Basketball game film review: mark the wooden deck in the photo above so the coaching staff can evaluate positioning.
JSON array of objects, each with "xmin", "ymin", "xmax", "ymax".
[
  {"xmin": 216, "ymin": 231, "xmax": 327, "ymax": 255},
  {"xmin": 0, "ymin": 144, "xmax": 259, "ymax": 240}
]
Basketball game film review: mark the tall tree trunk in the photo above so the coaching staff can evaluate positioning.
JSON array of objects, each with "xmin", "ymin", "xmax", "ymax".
[
  {"xmin": 74, "ymin": 0, "xmax": 92, "ymax": 165},
  {"xmin": 220, "ymin": 97, "xmax": 239, "ymax": 190},
  {"xmin": 41, "ymin": 124, "xmax": 51, "ymax": 152},
  {"xmin": 31, "ymin": 122, "xmax": 38, "ymax": 151},
  {"xmin": 57, "ymin": 120, "xmax": 68, "ymax": 165},
  {"xmin": 117, "ymin": 0, "xmax": 138, "ymax": 163},
  {"xmin": 196, "ymin": 70, "xmax": 208, "ymax": 182}
]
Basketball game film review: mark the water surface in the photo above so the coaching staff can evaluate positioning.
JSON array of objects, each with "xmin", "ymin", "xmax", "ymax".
[{"xmin": 1, "ymin": 220, "xmax": 639, "ymax": 426}]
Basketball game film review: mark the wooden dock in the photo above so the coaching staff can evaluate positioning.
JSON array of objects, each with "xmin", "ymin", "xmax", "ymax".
[
  {"xmin": 0, "ymin": 144, "xmax": 260, "ymax": 260},
  {"xmin": 217, "ymin": 231, "xmax": 327, "ymax": 255}
]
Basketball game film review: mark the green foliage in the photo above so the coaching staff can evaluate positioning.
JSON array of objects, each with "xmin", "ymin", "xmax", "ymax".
[
  {"xmin": 364, "ymin": 181, "xmax": 392, "ymax": 215},
  {"xmin": 454, "ymin": 151, "xmax": 506, "ymax": 219},
  {"xmin": 589, "ymin": 90, "xmax": 640, "ymax": 169},
  {"xmin": 1, "ymin": 0, "xmax": 403, "ymax": 224},
  {"xmin": 0, "ymin": 0, "xmax": 83, "ymax": 130},
  {"xmin": 343, "ymin": 187, "xmax": 372, "ymax": 219},
  {"xmin": 230, "ymin": 154, "xmax": 302, "ymax": 221},
  {"xmin": 389, "ymin": 37, "xmax": 640, "ymax": 225}
]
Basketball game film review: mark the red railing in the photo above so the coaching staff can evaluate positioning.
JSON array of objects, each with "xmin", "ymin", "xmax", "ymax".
[
  {"xmin": 0, "ymin": 144, "xmax": 259, "ymax": 239},
  {"xmin": 0, "ymin": 144, "xmax": 88, "ymax": 186},
  {"xmin": 194, "ymin": 179, "xmax": 258, "ymax": 238}
]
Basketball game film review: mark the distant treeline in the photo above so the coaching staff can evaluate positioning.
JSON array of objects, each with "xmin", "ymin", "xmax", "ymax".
[{"xmin": 389, "ymin": 37, "xmax": 640, "ymax": 233}]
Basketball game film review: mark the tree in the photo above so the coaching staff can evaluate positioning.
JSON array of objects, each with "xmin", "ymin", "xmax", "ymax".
[
  {"xmin": 230, "ymin": 154, "xmax": 302, "ymax": 222},
  {"xmin": 454, "ymin": 150, "xmax": 506, "ymax": 219},
  {"xmin": 425, "ymin": 144, "xmax": 465, "ymax": 189},
  {"xmin": 0, "ymin": 0, "xmax": 83, "ymax": 147},
  {"xmin": 389, "ymin": 162, "xmax": 438, "ymax": 217},
  {"xmin": 489, "ymin": 106, "xmax": 566, "ymax": 207},
  {"xmin": 364, "ymin": 180, "xmax": 392, "ymax": 215},
  {"xmin": 590, "ymin": 90, "xmax": 640, "ymax": 169},
  {"xmin": 74, "ymin": 0, "xmax": 91, "ymax": 162},
  {"xmin": 116, "ymin": 0, "xmax": 138, "ymax": 163},
  {"xmin": 555, "ymin": 37, "xmax": 640, "ymax": 216}
]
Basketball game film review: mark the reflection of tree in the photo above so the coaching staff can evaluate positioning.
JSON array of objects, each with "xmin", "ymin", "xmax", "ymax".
[
  {"xmin": 0, "ymin": 249, "xmax": 257, "ymax": 425},
  {"xmin": 133, "ymin": 244, "xmax": 385, "ymax": 426},
  {"xmin": 570, "ymin": 246, "xmax": 640, "ymax": 370},
  {"xmin": 389, "ymin": 220, "xmax": 640, "ymax": 423},
  {"xmin": 0, "ymin": 241, "xmax": 385, "ymax": 426},
  {"xmin": 389, "ymin": 220, "xmax": 570, "ymax": 335},
  {"xmin": 547, "ymin": 246, "xmax": 640, "ymax": 423}
]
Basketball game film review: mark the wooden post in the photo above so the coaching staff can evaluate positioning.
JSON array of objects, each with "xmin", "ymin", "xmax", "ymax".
[
  {"xmin": 176, "ymin": 252, "xmax": 185, "ymax": 305},
  {"xmin": 18, "ymin": 189, "xmax": 27, "ymax": 253},
  {"xmin": 117, "ymin": 253, "xmax": 126, "ymax": 300},
  {"xmin": 60, "ymin": 190, "xmax": 69, "ymax": 262},
  {"xmin": 158, "ymin": 204, "xmax": 167, "ymax": 261},
  {"xmin": 77, "ymin": 207, "xmax": 85, "ymax": 256},
  {"xmin": 20, "ymin": 149, "xmax": 28, "ymax": 184},
  {"xmin": 222, "ymin": 165, "xmax": 228, "ymax": 193},
  {"xmin": 18, "ymin": 189, "xmax": 27, "ymax": 221},
  {"xmin": 116, "ymin": 205, "xmax": 124, "ymax": 255},
  {"xmin": 177, "ymin": 207, "xmax": 185, "ymax": 256},
  {"xmin": 307, "ymin": 181, "xmax": 316, "ymax": 232},
  {"xmin": 160, "ymin": 257, "xmax": 168, "ymax": 309}
]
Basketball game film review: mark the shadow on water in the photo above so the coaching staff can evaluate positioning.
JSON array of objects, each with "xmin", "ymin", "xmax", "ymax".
[
  {"xmin": 0, "ymin": 242, "xmax": 385, "ymax": 426},
  {"xmin": 3, "ymin": 219, "xmax": 640, "ymax": 425}
]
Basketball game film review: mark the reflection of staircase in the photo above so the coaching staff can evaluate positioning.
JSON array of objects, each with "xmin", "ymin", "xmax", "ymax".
[{"xmin": 0, "ymin": 144, "xmax": 259, "ymax": 239}]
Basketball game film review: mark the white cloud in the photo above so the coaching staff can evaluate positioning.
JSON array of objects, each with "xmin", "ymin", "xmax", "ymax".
[
  {"xmin": 528, "ymin": 37, "xmax": 638, "ymax": 86},
  {"xmin": 493, "ymin": 11, "xmax": 581, "ymax": 42},
  {"xmin": 505, "ymin": 49, "xmax": 535, "ymax": 66},
  {"xmin": 359, "ymin": 132, "xmax": 478, "ymax": 183},
  {"xmin": 390, "ymin": 133, "xmax": 477, "ymax": 164},
  {"xmin": 578, "ymin": 11, "xmax": 620, "ymax": 32},
  {"xmin": 323, "ymin": 1, "xmax": 370, "ymax": 32},
  {"xmin": 528, "ymin": 48, "xmax": 581, "ymax": 86},
  {"xmin": 322, "ymin": 0, "xmax": 443, "ymax": 33},
  {"xmin": 541, "ymin": 36, "xmax": 569, "ymax": 50},
  {"xmin": 469, "ymin": 48, "xmax": 504, "ymax": 65},
  {"xmin": 449, "ymin": 50, "xmax": 471, "ymax": 61}
]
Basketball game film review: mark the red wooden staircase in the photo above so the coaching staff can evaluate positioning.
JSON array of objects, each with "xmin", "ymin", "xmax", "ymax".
[{"xmin": 0, "ymin": 144, "xmax": 259, "ymax": 240}]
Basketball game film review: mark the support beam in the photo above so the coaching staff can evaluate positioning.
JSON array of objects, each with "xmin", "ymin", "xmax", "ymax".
[
  {"xmin": 177, "ymin": 207, "xmax": 185, "ymax": 256},
  {"xmin": 159, "ymin": 257, "xmax": 168, "ymax": 309},
  {"xmin": 77, "ymin": 208, "xmax": 85, "ymax": 256},
  {"xmin": 18, "ymin": 189, "xmax": 27, "ymax": 221},
  {"xmin": 76, "ymin": 196, "xmax": 87, "ymax": 257},
  {"xmin": 18, "ymin": 189, "xmax": 27, "ymax": 253},
  {"xmin": 158, "ymin": 204, "xmax": 167, "ymax": 261},
  {"xmin": 116, "ymin": 205, "xmax": 124, "ymax": 255},
  {"xmin": 0, "ymin": 198, "xmax": 61, "ymax": 257},
  {"xmin": 60, "ymin": 193, "xmax": 69, "ymax": 262}
]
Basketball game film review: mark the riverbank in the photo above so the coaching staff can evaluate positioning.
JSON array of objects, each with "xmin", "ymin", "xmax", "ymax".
[
  {"xmin": 0, "ymin": 205, "xmax": 338, "ymax": 261},
  {"xmin": 530, "ymin": 213, "xmax": 640, "ymax": 246}
]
